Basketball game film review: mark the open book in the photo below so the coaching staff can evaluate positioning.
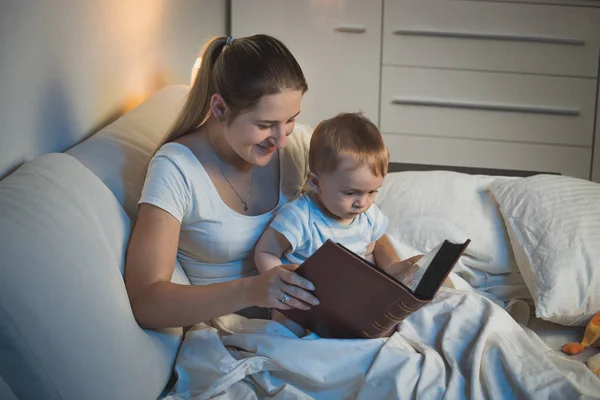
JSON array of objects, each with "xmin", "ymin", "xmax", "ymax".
[{"xmin": 281, "ymin": 239, "xmax": 471, "ymax": 339}]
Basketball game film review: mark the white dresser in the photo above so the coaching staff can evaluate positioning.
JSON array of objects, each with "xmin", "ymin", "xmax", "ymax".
[{"xmin": 231, "ymin": 0, "xmax": 600, "ymax": 181}]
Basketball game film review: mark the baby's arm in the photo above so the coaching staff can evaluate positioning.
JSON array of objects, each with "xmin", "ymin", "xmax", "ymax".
[
  {"xmin": 254, "ymin": 227, "xmax": 292, "ymax": 274},
  {"xmin": 373, "ymin": 234, "xmax": 400, "ymax": 270},
  {"xmin": 374, "ymin": 234, "xmax": 423, "ymax": 281}
]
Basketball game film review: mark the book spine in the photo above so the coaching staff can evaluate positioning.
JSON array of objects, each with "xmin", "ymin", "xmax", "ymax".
[{"xmin": 361, "ymin": 300, "xmax": 419, "ymax": 338}]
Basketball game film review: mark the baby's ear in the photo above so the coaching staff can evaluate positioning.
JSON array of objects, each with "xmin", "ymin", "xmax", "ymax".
[{"xmin": 307, "ymin": 172, "xmax": 320, "ymax": 193}]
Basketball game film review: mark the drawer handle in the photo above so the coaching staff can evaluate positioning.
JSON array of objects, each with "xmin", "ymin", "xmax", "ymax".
[
  {"xmin": 335, "ymin": 25, "xmax": 367, "ymax": 34},
  {"xmin": 393, "ymin": 29, "xmax": 585, "ymax": 46},
  {"xmin": 391, "ymin": 98, "xmax": 580, "ymax": 116}
]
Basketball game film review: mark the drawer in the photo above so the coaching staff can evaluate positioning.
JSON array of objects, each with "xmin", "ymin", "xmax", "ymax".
[
  {"xmin": 232, "ymin": 0, "xmax": 382, "ymax": 128},
  {"xmin": 379, "ymin": 66, "xmax": 596, "ymax": 147},
  {"xmin": 383, "ymin": 0, "xmax": 600, "ymax": 77},
  {"xmin": 382, "ymin": 133, "xmax": 592, "ymax": 179}
]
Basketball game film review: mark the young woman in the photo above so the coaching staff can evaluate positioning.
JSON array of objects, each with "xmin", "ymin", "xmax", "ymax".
[{"xmin": 124, "ymin": 34, "xmax": 418, "ymax": 329}]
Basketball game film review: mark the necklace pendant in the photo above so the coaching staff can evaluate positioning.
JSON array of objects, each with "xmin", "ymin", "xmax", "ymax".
[{"xmin": 244, "ymin": 203, "xmax": 248, "ymax": 211}]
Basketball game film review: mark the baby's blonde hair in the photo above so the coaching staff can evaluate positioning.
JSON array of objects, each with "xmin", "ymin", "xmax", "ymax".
[{"xmin": 309, "ymin": 112, "xmax": 389, "ymax": 177}]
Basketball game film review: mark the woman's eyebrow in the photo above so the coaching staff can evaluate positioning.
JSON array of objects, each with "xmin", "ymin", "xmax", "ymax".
[{"xmin": 257, "ymin": 110, "xmax": 301, "ymax": 124}]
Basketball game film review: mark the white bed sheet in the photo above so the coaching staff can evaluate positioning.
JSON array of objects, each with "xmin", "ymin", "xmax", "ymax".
[
  {"xmin": 446, "ymin": 264, "xmax": 597, "ymax": 367},
  {"xmin": 164, "ymin": 289, "xmax": 600, "ymax": 400}
]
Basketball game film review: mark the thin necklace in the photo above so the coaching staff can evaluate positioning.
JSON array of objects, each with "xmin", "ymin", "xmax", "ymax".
[{"xmin": 209, "ymin": 137, "xmax": 256, "ymax": 212}]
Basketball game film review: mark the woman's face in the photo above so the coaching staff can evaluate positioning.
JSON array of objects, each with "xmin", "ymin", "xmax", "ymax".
[{"xmin": 222, "ymin": 89, "xmax": 303, "ymax": 167}]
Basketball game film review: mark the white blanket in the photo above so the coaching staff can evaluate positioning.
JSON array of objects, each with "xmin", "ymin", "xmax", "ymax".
[{"xmin": 164, "ymin": 289, "xmax": 600, "ymax": 400}]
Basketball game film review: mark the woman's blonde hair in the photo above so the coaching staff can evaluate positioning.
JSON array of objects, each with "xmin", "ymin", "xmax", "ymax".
[
  {"xmin": 309, "ymin": 112, "xmax": 389, "ymax": 177},
  {"xmin": 166, "ymin": 34, "xmax": 308, "ymax": 142}
]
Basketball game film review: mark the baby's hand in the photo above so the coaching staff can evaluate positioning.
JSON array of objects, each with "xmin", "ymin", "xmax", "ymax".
[{"xmin": 387, "ymin": 255, "xmax": 424, "ymax": 282}]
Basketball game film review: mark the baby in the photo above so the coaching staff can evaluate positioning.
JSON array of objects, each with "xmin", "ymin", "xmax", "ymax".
[{"xmin": 255, "ymin": 112, "xmax": 412, "ymax": 335}]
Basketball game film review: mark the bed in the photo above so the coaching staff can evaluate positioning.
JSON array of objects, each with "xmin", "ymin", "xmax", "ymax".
[
  {"xmin": 164, "ymin": 160, "xmax": 600, "ymax": 399},
  {"xmin": 3, "ymin": 84, "xmax": 596, "ymax": 400}
]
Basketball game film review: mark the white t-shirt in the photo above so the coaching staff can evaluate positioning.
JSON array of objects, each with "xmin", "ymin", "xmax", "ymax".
[
  {"xmin": 138, "ymin": 124, "xmax": 311, "ymax": 285},
  {"xmin": 270, "ymin": 192, "xmax": 389, "ymax": 265}
]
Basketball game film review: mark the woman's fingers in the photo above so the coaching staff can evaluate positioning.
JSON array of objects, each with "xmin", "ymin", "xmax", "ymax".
[
  {"xmin": 282, "ymin": 283, "xmax": 319, "ymax": 307},
  {"xmin": 279, "ymin": 263, "xmax": 300, "ymax": 272},
  {"xmin": 274, "ymin": 292, "xmax": 310, "ymax": 311},
  {"xmin": 278, "ymin": 268, "xmax": 315, "ymax": 291},
  {"xmin": 272, "ymin": 269, "xmax": 319, "ymax": 309}
]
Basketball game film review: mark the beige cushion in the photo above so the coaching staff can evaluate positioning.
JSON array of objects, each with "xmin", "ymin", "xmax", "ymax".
[
  {"xmin": 0, "ymin": 376, "xmax": 17, "ymax": 400},
  {"xmin": 0, "ymin": 153, "xmax": 181, "ymax": 399},
  {"xmin": 67, "ymin": 85, "xmax": 190, "ymax": 220},
  {"xmin": 66, "ymin": 84, "xmax": 191, "ymax": 286}
]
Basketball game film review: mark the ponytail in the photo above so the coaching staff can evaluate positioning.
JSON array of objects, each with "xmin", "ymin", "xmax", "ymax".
[{"xmin": 166, "ymin": 36, "xmax": 228, "ymax": 142}]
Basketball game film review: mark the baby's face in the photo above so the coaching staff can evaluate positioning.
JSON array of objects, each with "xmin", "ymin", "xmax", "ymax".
[{"xmin": 316, "ymin": 156, "xmax": 384, "ymax": 222}]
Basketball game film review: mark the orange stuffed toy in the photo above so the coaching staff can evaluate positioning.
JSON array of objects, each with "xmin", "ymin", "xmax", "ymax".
[{"xmin": 562, "ymin": 312, "xmax": 600, "ymax": 377}]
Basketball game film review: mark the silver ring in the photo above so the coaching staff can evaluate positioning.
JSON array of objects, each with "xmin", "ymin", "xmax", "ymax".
[{"xmin": 281, "ymin": 293, "xmax": 290, "ymax": 304}]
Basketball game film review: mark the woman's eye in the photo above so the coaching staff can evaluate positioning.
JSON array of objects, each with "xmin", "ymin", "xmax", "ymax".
[{"xmin": 257, "ymin": 125, "xmax": 271, "ymax": 130}]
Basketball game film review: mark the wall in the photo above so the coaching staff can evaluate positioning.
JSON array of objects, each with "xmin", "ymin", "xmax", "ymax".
[
  {"xmin": 0, "ymin": 0, "xmax": 225, "ymax": 179},
  {"xmin": 594, "ymin": 76, "xmax": 600, "ymax": 182}
]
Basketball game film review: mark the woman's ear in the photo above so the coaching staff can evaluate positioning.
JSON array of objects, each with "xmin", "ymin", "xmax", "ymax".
[
  {"xmin": 307, "ymin": 172, "xmax": 320, "ymax": 193},
  {"xmin": 210, "ymin": 93, "xmax": 229, "ymax": 122}
]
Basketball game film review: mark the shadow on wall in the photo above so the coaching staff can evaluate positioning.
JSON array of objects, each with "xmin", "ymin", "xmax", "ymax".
[
  {"xmin": 37, "ymin": 76, "xmax": 79, "ymax": 157},
  {"xmin": 0, "ymin": 69, "xmax": 171, "ymax": 183},
  {"xmin": 1, "ymin": 158, "xmax": 27, "ymax": 181}
]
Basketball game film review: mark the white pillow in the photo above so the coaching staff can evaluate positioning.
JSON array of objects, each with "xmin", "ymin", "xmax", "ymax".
[
  {"xmin": 376, "ymin": 171, "xmax": 530, "ymax": 302},
  {"xmin": 488, "ymin": 175, "xmax": 600, "ymax": 326}
]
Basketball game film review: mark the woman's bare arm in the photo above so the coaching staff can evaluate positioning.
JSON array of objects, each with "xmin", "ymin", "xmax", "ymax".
[{"xmin": 125, "ymin": 204, "xmax": 317, "ymax": 329}]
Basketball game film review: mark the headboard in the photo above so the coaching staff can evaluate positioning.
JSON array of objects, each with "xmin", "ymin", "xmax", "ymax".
[{"xmin": 388, "ymin": 162, "xmax": 555, "ymax": 177}]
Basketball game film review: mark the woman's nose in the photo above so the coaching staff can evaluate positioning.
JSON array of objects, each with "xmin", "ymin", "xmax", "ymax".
[{"xmin": 272, "ymin": 125, "xmax": 287, "ymax": 149}]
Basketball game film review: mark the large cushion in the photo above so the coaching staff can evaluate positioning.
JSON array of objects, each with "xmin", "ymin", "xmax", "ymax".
[
  {"xmin": 67, "ymin": 85, "xmax": 190, "ymax": 220},
  {"xmin": 0, "ymin": 376, "xmax": 17, "ymax": 400},
  {"xmin": 67, "ymin": 84, "xmax": 191, "ymax": 285},
  {"xmin": 376, "ymin": 171, "xmax": 530, "ymax": 302},
  {"xmin": 0, "ymin": 154, "xmax": 182, "ymax": 400},
  {"xmin": 489, "ymin": 175, "xmax": 600, "ymax": 326}
]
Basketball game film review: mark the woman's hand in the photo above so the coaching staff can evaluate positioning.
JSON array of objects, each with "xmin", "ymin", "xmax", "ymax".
[{"xmin": 246, "ymin": 264, "xmax": 319, "ymax": 310}]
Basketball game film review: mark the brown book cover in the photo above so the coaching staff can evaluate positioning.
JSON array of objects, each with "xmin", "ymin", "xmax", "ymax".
[{"xmin": 281, "ymin": 239, "xmax": 471, "ymax": 339}]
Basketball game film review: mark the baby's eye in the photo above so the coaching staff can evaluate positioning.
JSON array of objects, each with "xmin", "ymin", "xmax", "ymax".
[{"xmin": 343, "ymin": 191, "xmax": 355, "ymax": 196}]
